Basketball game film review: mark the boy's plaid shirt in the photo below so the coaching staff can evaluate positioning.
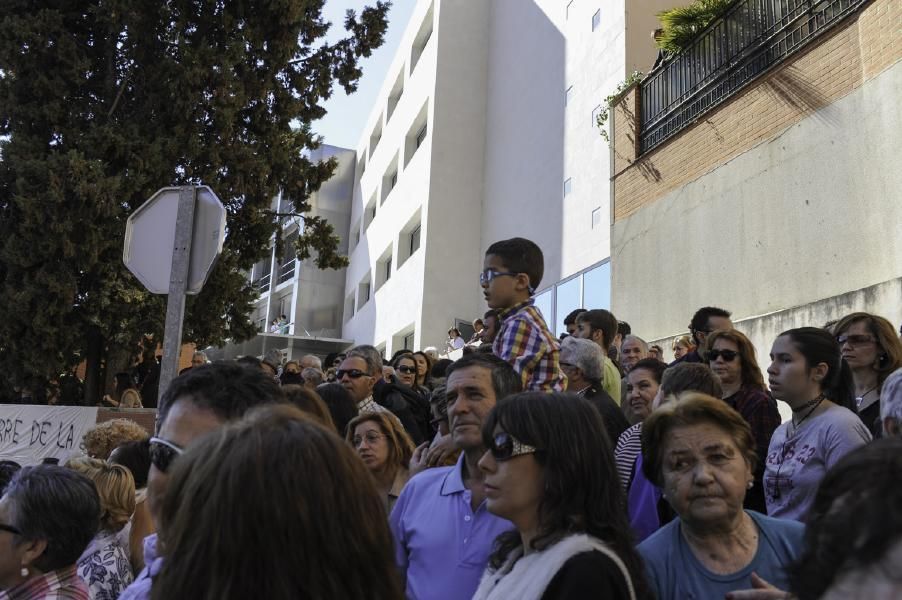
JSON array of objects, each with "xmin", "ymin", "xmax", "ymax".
[{"xmin": 493, "ymin": 299, "xmax": 567, "ymax": 392}]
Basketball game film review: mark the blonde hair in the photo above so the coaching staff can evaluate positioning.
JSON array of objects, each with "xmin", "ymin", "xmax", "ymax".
[
  {"xmin": 81, "ymin": 418, "xmax": 149, "ymax": 459},
  {"xmin": 66, "ymin": 456, "xmax": 136, "ymax": 533},
  {"xmin": 672, "ymin": 335, "xmax": 695, "ymax": 352}
]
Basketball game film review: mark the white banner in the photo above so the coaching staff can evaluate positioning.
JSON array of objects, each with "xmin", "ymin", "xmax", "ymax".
[{"xmin": 0, "ymin": 405, "xmax": 99, "ymax": 466}]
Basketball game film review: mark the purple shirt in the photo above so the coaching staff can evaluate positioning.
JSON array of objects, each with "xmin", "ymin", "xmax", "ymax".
[
  {"xmin": 390, "ymin": 454, "xmax": 514, "ymax": 600},
  {"xmin": 117, "ymin": 533, "xmax": 163, "ymax": 600}
]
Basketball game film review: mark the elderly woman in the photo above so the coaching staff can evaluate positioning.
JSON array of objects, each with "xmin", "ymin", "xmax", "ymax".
[
  {"xmin": 66, "ymin": 457, "xmax": 135, "ymax": 599},
  {"xmin": 559, "ymin": 337, "xmax": 629, "ymax": 449},
  {"xmin": 706, "ymin": 329, "xmax": 781, "ymax": 513},
  {"xmin": 81, "ymin": 419, "xmax": 149, "ymax": 461},
  {"xmin": 833, "ymin": 312, "xmax": 902, "ymax": 437},
  {"xmin": 638, "ymin": 394, "xmax": 804, "ymax": 600},
  {"xmin": 0, "ymin": 465, "xmax": 100, "ymax": 598},
  {"xmin": 671, "ymin": 336, "xmax": 695, "ymax": 361},
  {"xmin": 152, "ymin": 405, "xmax": 403, "ymax": 599},
  {"xmin": 764, "ymin": 327, "xmax": 871, "ymax": 521},
  {"xmin": 346, "ymin": 412, "xmax": 415, "ymax": 513},
  {"xmin": 473, "ymin": 392, "xmax": 649, "ymax": 599}
]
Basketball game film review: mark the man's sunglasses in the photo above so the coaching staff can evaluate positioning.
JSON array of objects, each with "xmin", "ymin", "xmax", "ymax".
[
  {"xmin": 489, "ymin": 432, "xmax": 538, "ymax": 462},
  {"xmin": 396, "ymin": 365, "xmax": 417, "ymax": 375},
  {"xmin": 336, "ymin": 369, "xmax": 369, "ymax": 380},
  {"xmin": 149, "ymin": 437, "xmax": 184, "ymax": 473},
  {"xmin": 707, "ymin": 349, "xmax": 740, "ymax": 362}
]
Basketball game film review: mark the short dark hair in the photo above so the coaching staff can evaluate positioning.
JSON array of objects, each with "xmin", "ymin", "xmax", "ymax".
[
  {"xmin": 576, "ymin": 309, "xmax": 618, "ymax": 348},
  {"xmin": 430, "ymin": 358, "xmax": 454, "ymax": 379},
  {"xmin": 563, "ymin": 308, "xmax": 587, "ymax": 326},
  {"xmin": 6, "ymin": 465, "xmax": 101, "ymax": 572},
  {"xmin": 158, "ymin": 362, "xmax": 284, "ymax": 426},
  {"xmin": 109, "ymin": 439, "xmax": 151, "ymax": 489},
  {"xmin": 314, "ymin": 383, "xmax": 359, "ymax": 437},
  {"xmin": 617, "ymin": 321, "xmax": 632, "ymax": 337},
  {"xmin": 629, "ymin": 358, "xmax": 667, "ymax": 384},
  {"xmin": 485, "ymin": 237, "xmax": 544, "ymax": 291},
  {"xmin": 445, "ymin": 353, "xmax": 522, "ymax": 402},
  {"xmin": 236, "ymin": 355, "xmax": 263, "ymax": 370},
  {"xmin": 660, "ymin": 363, "xmax": 722, "ymax": 398},
  {"xmin": 483, "ymin": 309, "xmax": 499, "ymax": 321},
  {"xmin": 0, "ymin": 460, "xmax": 21, "ymax": 495},
  {"xmin": 689, "ymin": 306, "xmax": 732, "ymax": 343}
]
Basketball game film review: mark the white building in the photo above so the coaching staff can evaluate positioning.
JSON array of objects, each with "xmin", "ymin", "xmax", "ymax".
[{"xmin": 342, "ymin": 0, "xmax": 679, "ymax": 355}]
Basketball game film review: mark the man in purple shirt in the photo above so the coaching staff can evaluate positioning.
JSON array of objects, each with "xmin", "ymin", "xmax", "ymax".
[
  {"xmin": 390, "ymin": 353, "xmax": 521, "ymax": 600},
  {"xmin": 118, "ymin": 362, "xmax": 283, "ymax": 600}
]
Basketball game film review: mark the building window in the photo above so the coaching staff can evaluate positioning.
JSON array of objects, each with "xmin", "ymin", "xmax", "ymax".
[
  {"xmin": 415, "ymin": 124, "xmax": 428, "ymax": 148},
  {"xmin": 390, "ymin": 171, "xmax": 398, "ymax": 189},
  {"xmin": 565, "ymin": 85, "xmax": 573, "ymax": 106},
  {"xmin": 592, "ymin": 207, "xmax": 602, "ymax": 228},
  {"xmin": 563, "ymin": 178, "xmax": 573, "ymax": 197},
  {"xmin": 385, "ymin": 256, "xmax": 392, "ymax": 282},
  {"xmin": 592, "ymin": 9, "xmax": 601, "ymax": 31},
  {"xmin": 409, "ymin": 224, "xmax": 421, "ymax": 255}
]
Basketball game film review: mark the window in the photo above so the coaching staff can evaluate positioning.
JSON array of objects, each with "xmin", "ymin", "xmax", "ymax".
[
  {"xmin": 381, "ymin": 154, "xmax": 400, "ymax": 205},
  {"xmin": 353, "ymin": 227, "xmax": 361, "ymax": 249},
  {"xmin": 387, "ymin": 71, "xmax": 404, "ymax": 121},
  {"xmin": 398, "ymin": 211, "xmax": 422, "ymax": 268},
  {"xmin": 563, "ymin": 178, "xmax": 572, "ymax": 197},
  {"xmin": 404, "ymin": 101, "xmax": 429, "ymax": 166},
  {"xmin": 376, "ymin": 246, "xmax": 393, "ymax": 291},
  {"xmin": 415, "ymin": 124, "xmax": 428, "ymax": 148},
  {"xmin": 592, "ymin": 9, "xmax": 601, "ymax": 31},
  {"xmin": 565, "ymin": 85, "xmax": 573, "ymax": 106},
  {"xmin": 344, "ymin": 294, "xmax": 356, "ymax": 321},
  {"xmin": 369, "ymin": 121, "xmax": 383, "ymax": 157},
  {"xmin": 592, "ymin": 207, "xmax": 602, "ymax": 229},
  {"xmin": 582, "ymin": 262, "xmax": 611, "ymax": 310},
  {"xmin": 356, "ymin": 154, "xmax": 366, "ymax": 178},
  {"xmin": 364, "ymin": 192, "xmax": 377, "ymax": 229},
  {"xmin": 385, "ymin": 256, "xmax": 393, "ymax": 280},
  {"xmin": 409, "ymin": 224, "xmax": 421, "ymax": 255},
  {"xmin": 411, "ymin": 4, "xmax": 434, "ymax": 72},
  {"xmin": 533, "ymin": 289, "xmax": 553, "ymax": 324},
  {"xmin": 403, "ymin": 330, "xmax": 415, "ymax": 350},
  {"xmin": 554, "ymin": 276, "xmax": 582, "ymax": 337},
  {"xmin": 358, "ymin": 275, "xmax": 372, "ymax": 309}
]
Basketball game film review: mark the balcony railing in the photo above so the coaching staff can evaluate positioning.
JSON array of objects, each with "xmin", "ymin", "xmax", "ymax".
[
  {"xmin": 253, "ymin": 273, "xmax": 271, "ymax": 294},
  {"xmin": 277, "ymin": 259, "xmax": 296, "ymax": 284},
  {"xmin": 640, "ymin": 0, "xmax": 868, "ymax": 153}
]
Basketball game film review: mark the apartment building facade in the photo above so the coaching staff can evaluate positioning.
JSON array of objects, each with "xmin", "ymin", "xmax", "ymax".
[{"xmin": 342, "ymin": 0, "xmax": 680, "ymax": 356}]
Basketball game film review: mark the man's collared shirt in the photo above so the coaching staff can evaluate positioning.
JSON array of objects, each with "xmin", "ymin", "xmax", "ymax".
[
  {"xmin": 492, "ymin": 299, "xmax": 566, "ymax": 392},
  {"xmin": 358, "ymin": 395, "xmax": 387, "ymax": 414},
  {"xmin": 390, "ymin": 454, "xmax": 514, "ymax": 600},
  {"xmin": 0, "ymin": 566, "xmax": 88, "ymax": 600},
  {"xmin": 117, "ymin": 533, "xmax": 163, "ymax": 600}
]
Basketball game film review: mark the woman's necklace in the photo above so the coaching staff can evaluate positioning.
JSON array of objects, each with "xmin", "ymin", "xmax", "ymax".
[
  {"xmin": 854, "ymin": 385, "xmax": 879, "ymax": 409},
  {"xmin": 791, "ymin": 394, "xmax": 825, "ymax": 433}
]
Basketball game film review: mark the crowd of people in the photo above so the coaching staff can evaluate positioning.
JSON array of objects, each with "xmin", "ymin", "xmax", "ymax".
[{"xmin": 0, "ymin": 236, "xmax": 900, "ymax": 599}]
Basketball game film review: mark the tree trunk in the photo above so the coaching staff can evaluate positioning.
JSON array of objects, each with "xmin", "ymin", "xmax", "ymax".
[{"xmin": 83, "ymin": 326, "xmax": 105, "ymax": 406}]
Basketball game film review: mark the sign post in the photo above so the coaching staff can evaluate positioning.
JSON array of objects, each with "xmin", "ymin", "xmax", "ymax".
[{"xmin": 124, "ymin": 185, "xmax": 226, "ymax": 413}]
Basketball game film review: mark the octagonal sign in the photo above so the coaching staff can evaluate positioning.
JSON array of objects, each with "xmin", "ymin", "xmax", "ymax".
[{"xmin": 123, "ymin": 186, "xmax": 226, "ymax": 295}]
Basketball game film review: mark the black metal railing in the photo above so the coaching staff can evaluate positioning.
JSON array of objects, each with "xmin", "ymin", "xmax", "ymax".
[
  {"xmin": 253, "ymin": 273, "xmax": 271, "ymax": 294},
  {"xmin": 277, "ymin": 259, "xmax": 295, "ymax": 284},
  {"xmin": 640, "ymin": 0, "xmax": 868, "ymax": 153}
]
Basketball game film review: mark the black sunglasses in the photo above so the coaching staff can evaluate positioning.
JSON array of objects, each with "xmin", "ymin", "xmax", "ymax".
[
  {"xmin": 489, "ymin": 432, "xmax": 538, "ymax": 462},
  {"xmin": 0, "ymin": 523, "xmax": 21, "ymax": 535},
  {"xmin": 396, "ymin": 365, "xmax": 417, "ymax": 374},
  {"xmin": 708, "ymin": 349, "xmax": 740, "ymax": 362},
  {"xmin": 336, "ymin": 369, "xmax": 368, "ymax": 380},
  {"xmin": 149, "ymin": 437, "xmax": 184, "ymax": 473}
]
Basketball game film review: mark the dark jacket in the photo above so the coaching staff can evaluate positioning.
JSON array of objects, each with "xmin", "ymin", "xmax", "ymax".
[
  {"xmin": 582, "ymin": 383, "xmax": 630, "ymax": 451},
  {"xmin": 668, "ymin": 348, "xmax": 704, "ymax": 367},
  {"xmin": 373, "ymin": 379, "xmax": 432, "ymax": 444}
]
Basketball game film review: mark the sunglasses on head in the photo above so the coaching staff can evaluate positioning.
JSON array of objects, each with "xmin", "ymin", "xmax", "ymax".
[
  {"xmin": 336, "ymin": 368, "xmax": 368, "ymax": 380},
  {"xmin": 708, "ymin": 349, "xmax": 739, "ymax": 362},
  {"xmin": 396, "ymin": 365, "xmax": 417, "ymax": 374},
  {"xmin": 489, "ymin": 431, "xmax": 538, "ymax": 462},
  {"xmin": 149, "ymin": 437, "xmax": 184, "ymax": 473}
]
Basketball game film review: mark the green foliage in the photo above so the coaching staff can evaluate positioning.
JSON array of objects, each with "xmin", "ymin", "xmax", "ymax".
[
  {"xmin": 595, "ymin": 71, "xmax": 644, "ymax": 143},
  {"xmin": 0, "ymin": 0, "xmax": 390, "ymax": 393},
  {"xmin": 656, "ymin": 0, "xmax": 735, "ymax": 54}
]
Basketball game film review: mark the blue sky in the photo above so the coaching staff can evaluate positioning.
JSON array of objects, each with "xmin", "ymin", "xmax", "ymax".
[{"xmin": 313, "ymin": 0, "xmax": 417, "ymax": 149}]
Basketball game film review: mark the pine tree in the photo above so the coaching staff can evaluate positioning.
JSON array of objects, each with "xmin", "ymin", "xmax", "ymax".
[{"xmin": 0, "ymin": 0, "xmax": 390, "ymax": 402}]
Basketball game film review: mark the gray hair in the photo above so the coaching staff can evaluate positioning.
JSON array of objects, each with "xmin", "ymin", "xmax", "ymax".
[
  {"xmin": 881, "ymin": 368, "xmax": 902, "ymax": 434},
  {"xmin": 6, "ymin": 465, "xmax": 101, "ymax": 573},
  {"xmin": 301, "ymin": 367, "xmax": 323, "ymax": 386},
  {"xmin": 299, "ymin": 354, "xmax": 322, "ymax": 370},
  {"xmin": 622, "ymin": 335, "xmax": 648, "ymax": 352},
  {"xmin": 346, "ymin": 345, "xmax": 383, "ymax": 376},
  {"xmin": 192, "ymin": 351, "xmax": 208, "ymax": 362},
  {"xmin": 560, "ymin": 336, "xmax": 604, "ymax": 382}
]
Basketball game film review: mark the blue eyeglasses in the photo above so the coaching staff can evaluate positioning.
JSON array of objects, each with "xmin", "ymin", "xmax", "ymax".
[{"xmin": 479, "ymin": 269, "xmax": 535, "ymax": 293}]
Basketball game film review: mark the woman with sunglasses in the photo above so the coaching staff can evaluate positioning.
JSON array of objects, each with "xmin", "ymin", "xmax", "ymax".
[
  {"xmin": 346, "ymin": 412, "xmax": 415, "ymax": 514},
  {"xmin": 473, "ymin": 392, "xmax": 648, "ymax": 600},
  {"xmin": 705, "ymin": 329, "xmax": 781, "ymax": 514},
  {"xmin": 833, "ymin": 312, "xmax": 902, "ymax": 437},
  {"xmin": 392, "ymin": 353, "xmax": 430, "ymax": 398}
]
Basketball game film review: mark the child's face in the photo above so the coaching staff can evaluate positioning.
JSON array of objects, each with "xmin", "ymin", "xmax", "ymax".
[{"xmin": 482, "ymin": 254, "xmax": 529, "ymax": 309}]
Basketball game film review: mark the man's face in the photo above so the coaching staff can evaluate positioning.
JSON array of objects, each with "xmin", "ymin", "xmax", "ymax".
[
  {"xmin": 446, "ymin": 366, "xmax": 497, "ymax": 451},
  {"xmin": 697, "ymin": 315, "xmax": 734, "ymax": 346},
  {"xmin": 190, "ymin": 354, "xmax": 206, "ymax": 368},
  {"xmin": 620, "ymin": 339, "xmax": 648, "ymax": 372},
  {"xmin": 337, "ymin": 356, "xmax": 376, "ymax": 403},
  {"xmin": 299, "ymin": 355, "xmax": 320, "ymax": 371},
  {"xmin": 147, "ymin": 398, "xmax": 224, "ymax": 522},
  {"xmin": 576, "ymin": 321, "xmax": 605, "ymax": 348},
  {"xmin": 481, "ymin": 316, "xmax": 498, "ymax": 343},
  {"xmin": 566, "ymin": 322, "xmax": 579, "ymax": 336}
]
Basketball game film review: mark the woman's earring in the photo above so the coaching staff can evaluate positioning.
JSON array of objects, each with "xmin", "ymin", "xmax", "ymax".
[
  {"xmin": 20, "ymin": 566, "xmax": 28, "ymax": 577},
  {"xmin": 747, "ymin": 481, "xmax": 754, "ymax": 490}
]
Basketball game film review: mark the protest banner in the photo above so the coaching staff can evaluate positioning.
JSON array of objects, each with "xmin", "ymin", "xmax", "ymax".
[{"xmin": 0, "ymin": 405, "xmax": 99, "ymax": 465}]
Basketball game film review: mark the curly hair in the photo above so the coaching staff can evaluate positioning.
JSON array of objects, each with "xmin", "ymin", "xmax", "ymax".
[
  {"xmin": 81, "ymin": 419, "xmax": 150, "ymax": 460},
  {"xmin": 65, "ymin": 456, "xmax": 135, "ymax": 533}
]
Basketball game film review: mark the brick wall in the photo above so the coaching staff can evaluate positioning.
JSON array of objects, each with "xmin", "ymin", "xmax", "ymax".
[
  {"xmin": 611, "ymin": 0, "xmax": 900, "ymax": 221},
  {"xmin": 96, "ymin": 408, "xmax": 157, "ymax": 435}
]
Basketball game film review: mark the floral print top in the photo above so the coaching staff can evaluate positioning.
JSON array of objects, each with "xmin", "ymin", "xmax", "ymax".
[{"xmin": 76, "ymin": 532, "xmax": 134, "ymax": 600}]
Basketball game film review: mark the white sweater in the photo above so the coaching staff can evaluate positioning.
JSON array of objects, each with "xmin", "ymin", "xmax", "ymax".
[{"xmin": 471, "ymin": 533, "xmax": 636, "ymax": 600}]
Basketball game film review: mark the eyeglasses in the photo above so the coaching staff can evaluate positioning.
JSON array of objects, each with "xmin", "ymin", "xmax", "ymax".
[
  {"xmin": 479, "ymin": 269, "xmax": 521, "ymax": 286},
  {"xmin": 352, "ymin": 432, "xmax": 385, "ymax": 447},
  {"xmin": 0, "ymin": 523, "xmax": 21, "ymax": 535},
  {"xmin": 489, "ymin": 432, "xmax": 538, "ymax": 462},
  {"xmin": 149, "ymin": 437, "xmax": 184, "ymax": 473},
  {"xmin": 336, "ymin": 369, "xmax": 368, "ymax": 380},
  {"xmin": 836, "ymin": 334, "xmax": 875, "ymax": 347},
  {"xmin": 396, "ymin": 365, "xmax": 417, "ymax": 375},
  {"xmin": 708, "ymin": 349, "xmax": 740, "ymax": 362}
]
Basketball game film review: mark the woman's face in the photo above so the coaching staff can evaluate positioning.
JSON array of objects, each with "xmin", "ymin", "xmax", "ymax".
[
  {"xmin": 477, "ymin": 428, "xmax": 544, "ymax": 530},
  {"xmin": 352, "ymin": 421, "xmax": 389, "ymax": 472},
  {"xmin": 673, "ymin": 342, "xmax": 689, "ymax": 359},
  {"xmin": 660, "ymin": 422, "xmax": 752, "ymax": 529},
  {"xmin": 395, "ymin": 358, "xmax": 417, "ymax": 387},
  {"xmin": 413, "ymin": 354, "xmax": 427, "ymax": 378},
  {"xmin": 627, "ymin": 368, "xmax": 660, "ymax": 422},
  {"xmin": 767, "ymin": 335, "xmax": 821, "ymax": 405},
  {"xmin": 0, "ymin": 497, "xmax": 31, "ymax": 589},
  {"xmin": 838, "ymin": 320, "xmax": 880, "ymax": 372},
  {"xmin": 709, "ymin": 338, "xmax": 743, "ymax": 388}
]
